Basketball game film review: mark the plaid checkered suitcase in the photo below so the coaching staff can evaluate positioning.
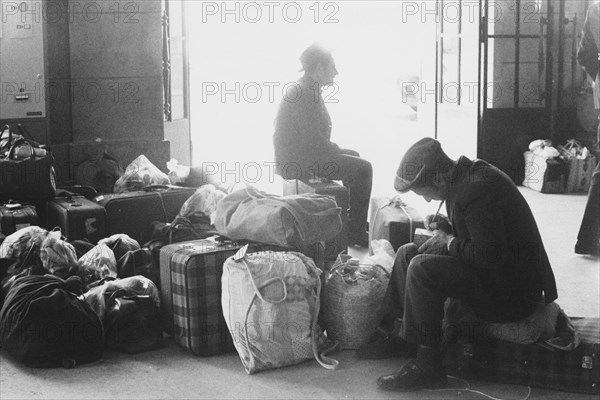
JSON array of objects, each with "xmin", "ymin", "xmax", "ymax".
[
  {"xmin": 445, "ymin": 318, "xmax": 600, "ymax": 395},
  {"xmin": 159, "ymin": 239, "xmax": 242, "ymax": 356}
]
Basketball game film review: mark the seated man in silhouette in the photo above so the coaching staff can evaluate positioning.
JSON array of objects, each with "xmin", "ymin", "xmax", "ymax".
[{"xmin": 273, "ymin": 43, "xmax": 373, "ymax": 247}]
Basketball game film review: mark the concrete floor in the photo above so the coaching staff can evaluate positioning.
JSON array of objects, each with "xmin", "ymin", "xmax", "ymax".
[{"xmin": 1, "ymin": 186, "xmax": 599, "ymax": 400}]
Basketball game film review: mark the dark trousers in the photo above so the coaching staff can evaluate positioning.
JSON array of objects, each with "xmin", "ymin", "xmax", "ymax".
[
  {"xmin": 577, "ymin": 161, "xmax": 600, "ymax": 249},
  {"xmin": 317, "ymin": 152, "xmax": 372, "ymax": 234},
  {"xmin": 380, "ymin": 244, "xmax": 536, "ymax": 348}
]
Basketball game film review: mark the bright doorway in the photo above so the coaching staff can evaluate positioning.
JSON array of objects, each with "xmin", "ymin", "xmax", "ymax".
[{"xmin": 185, "ymin": 1, "xmax": 480, "ymax": 198}]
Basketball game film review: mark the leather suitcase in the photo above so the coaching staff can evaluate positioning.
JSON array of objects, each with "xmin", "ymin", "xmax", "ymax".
[
  {"xmin": 444, "ymin": 317, "xmax": 600, "ymax": 395},
  {"xmin": 95, "ymin": 185, "xmax": 196, "ymax": 245},
  {"xmin": 159, "ymin": 239, "xmax": 242, "ymax": 356},
  {"xmin": 0, "ymin": 202, "xmax": 39, "ymax": 235},
  {"xmin": 46, "ymin": 195, "xmax": 107, "ymax": 244},
  {"xmin": 369, "ymin": 196, "xmax": 424, "ymax": 254}
]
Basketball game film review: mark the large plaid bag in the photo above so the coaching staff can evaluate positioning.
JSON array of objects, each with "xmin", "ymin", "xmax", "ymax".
[
  {"xmin": 159, "ymin": 239, "xmax": 242, "ymax": 356},
  {"xmin": 445, "ymin": 317, "xmax": 600, "ymax": 395}
]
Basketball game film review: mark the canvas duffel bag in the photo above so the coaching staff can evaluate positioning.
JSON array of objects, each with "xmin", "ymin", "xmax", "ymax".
[{"xmin": 214, "ymin": 186, "xmax": 342, "ymax": 247}]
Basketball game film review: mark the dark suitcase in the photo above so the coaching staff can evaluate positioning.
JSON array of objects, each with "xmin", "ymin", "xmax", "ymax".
[
  {"xmin": 57, "ymin": 185, "xmax": 98, "ymax": 200},
  {"xmin": 0, "ymin": 202, "xmax": 39, "ymax": 235},
  {"xmin": 159, "ymin": 239, "xmax": 242, "ymax": 356},
  {"xmin": 46, "ymin": 195, "xmax": 107, "ymax": 244},
  {"xmin": 283, "ymin": 179, "xmax": 349, "ymax": 260},
  {"xmin": 444, "ymin": 317, "xmax": 600, "ymax": 395},
  {"xmin": 369, "ymin": 196, "xmax": 424, "ymax": 254},
  {"xmin": 95, "ymin": 185, "xmax": 196, "ymax": 245}
]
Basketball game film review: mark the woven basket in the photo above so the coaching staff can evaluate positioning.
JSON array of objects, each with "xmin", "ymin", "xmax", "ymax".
[{"xmin": 322, "ymin": 258, "xmax": 389, "ymax": 350}]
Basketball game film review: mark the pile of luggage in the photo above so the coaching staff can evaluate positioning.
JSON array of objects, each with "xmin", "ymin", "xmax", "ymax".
[{"xmin": 0, "ymin": 154, "xmax": 347, "ymax": 374}]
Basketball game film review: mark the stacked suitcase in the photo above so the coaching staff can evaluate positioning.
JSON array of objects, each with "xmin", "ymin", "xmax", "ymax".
[
  {"xmin": 95, "ymin": 185, "xmax": 197, "ymax": 245},
  {"xmin": 46, "ymin": 195, "xmax": 107, "ymax": 244},
  {"xmin": 0, "ymin": 202, "xmax": 39, "ymax": 236},
  {"xmin": 369, "ymin": 195, "xmax": 424, "ymax": 254},
  {"xmin": 444, "ymin": 317, "xmax": 600, "ymax": 395}
]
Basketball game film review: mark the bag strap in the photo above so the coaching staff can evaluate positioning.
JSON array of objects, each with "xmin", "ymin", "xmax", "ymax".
[
  {"xmin": 308, "ymin": 254, "xmax": 339, "ymax": 370},
  {"xmin": 7, "ymin": 138, "xmax": 36, "ymax": 159},
  {"xmin": 244, "ymin": 188, "xmax": 308, "ymax": 241},
  {"xmin": 239, "ymin": 252, "xmax": 339, "ymax": 371},
  {"xmin": 16, "ymin": 124, "xmax": 37, "ymax": 142},
  {"xmin": 241, "ymin": 256, "xmax": 287, "ymax": 369}
]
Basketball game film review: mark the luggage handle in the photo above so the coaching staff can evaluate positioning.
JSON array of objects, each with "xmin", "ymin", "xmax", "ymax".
[
  {"xmin": 242, "ymin": 258, "xmax": 288, "ymax": 304},
  {"xmin": 7, "ymin": 138, "xmax": 42, "ymax": 159},
  {"xmin": 240, "ymin": 254, "xmax": 339, "ymax": 371}
]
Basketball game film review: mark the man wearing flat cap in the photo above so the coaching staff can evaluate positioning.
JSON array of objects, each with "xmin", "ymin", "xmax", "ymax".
[
  {"xmin": 273, "ymin": 43, "xmax": 373, "ymax": 247},
  {"xmin": 358, "ymin": 138, "xmax": 558, "ymax": 391}
]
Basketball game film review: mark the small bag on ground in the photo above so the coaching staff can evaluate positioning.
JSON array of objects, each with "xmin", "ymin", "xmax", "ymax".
[
  {"xmin": 322, "ymin": 252, "xmax": 390, "ymax": 349},
  {"xmin": 82, "ymin": 275, "xmax": 162, "ymax": 354}
]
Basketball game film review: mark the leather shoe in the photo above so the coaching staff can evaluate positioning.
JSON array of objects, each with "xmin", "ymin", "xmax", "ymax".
[
  {"xmin": 377, "ymin": 360, "xmax": 447, "ymax": 391},
  {"xmin": 356, "ymin": 334, "xmax": 417, "ymax": 359},
  {"xmin": 574, "ymin": 241, "xmax": 600, "ymax": 256}
]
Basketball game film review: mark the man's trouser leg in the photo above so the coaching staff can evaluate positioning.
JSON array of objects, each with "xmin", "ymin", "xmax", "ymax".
[
  {"xmin": 322, "ymin": 154, "xmax": 373, "ymax": 234},
  {"xmin": 576, "ymin": 161, "xmax": 600, "ymax": 250},
  {"xmin": 379, "ymin": 243, "xmax": 419, "ymax": 331},
  {"xmin": 381, "ymin": 244, "xmax": 493, "ymax": 348}
]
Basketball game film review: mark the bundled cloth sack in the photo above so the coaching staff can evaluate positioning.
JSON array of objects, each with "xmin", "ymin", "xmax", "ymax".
[
  {"xmin": 39, "ymin": 234, "xmax": 79, "ymax": 278},
  {"xmin": 0, "ymin": 275, "xmax": 104, "ymax": 368},
  {"xmin": 222, "ymin": 247, "xmax": 338, "ymax": 374},
  {"xmin": 321, "ymin": 250, "xmax": 391, "ymax": 349},
  {"xmin": 214, "ymin": 186, "xmax": 342, "ymax": 247},
  {"xmin": 98, "ymin": 234, "xmax": 140, "ymax": 261},
  {"xmin": 523, "ymin": 139, "xmax": 568, "ymax": 193},
  {"xmin": 82, "ymin": 276, "xmax": 162, "ymax": 354},
  {"xmin": 114, "ymin": 155, "xmax": 170, "ymax": 193},
  {"xmin": 177, "ymin": 184, "xmax": 226, "ymax": 223},
  {"xmin": 115, "ymin": 248, "xmax": 160, "ymax": 287},
  {"xmin": 78, "ymin": 243, "xmax": 117, "ymax": 285},
  {"xmin": 557, "ymin": 139, "xmax": 597, "ymax": 193},
  {"xmin": 0, "ymin": 226, "xmax": 52, "ymax": 260}
]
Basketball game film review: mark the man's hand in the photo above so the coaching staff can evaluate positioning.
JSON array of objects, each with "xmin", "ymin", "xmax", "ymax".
[
  {"xmin": 424, "ymin": 214, "xmax": 452, "ymax": 234},
  {"xmin": 418, "ymin": 230, "xmax": 454, "ymax": 255}
]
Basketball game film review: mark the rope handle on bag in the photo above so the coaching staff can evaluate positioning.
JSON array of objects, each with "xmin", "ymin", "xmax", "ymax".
[
  {"xmin": 310, "ymin": 256, "xmax": 339, "ymax": 370},
  {"xmin": 240, "ymin": 253, "xmax": 339, "ymax": 371},
  {"xmin": 241, "ymin": 257, "xmax": 288, "ymax": 371}
]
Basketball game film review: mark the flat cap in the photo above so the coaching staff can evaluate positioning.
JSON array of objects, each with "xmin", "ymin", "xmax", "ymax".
[{"xmin": 394, "ymin": 137, "xmax": 443, "ymax": 192}]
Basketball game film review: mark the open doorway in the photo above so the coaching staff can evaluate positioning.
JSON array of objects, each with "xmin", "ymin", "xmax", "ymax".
[{"xmin": 185, "ymin": 1, "xmax": 480, "ymax": 197}]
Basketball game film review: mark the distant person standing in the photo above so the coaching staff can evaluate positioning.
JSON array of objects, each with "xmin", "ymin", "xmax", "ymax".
[
  {"xmin": 273, "ymin": 43, "xmax": 373, "ymax": 247},
  {"xmin": 575, "ymin": 1, "xmax": 600, "ymax": 255}
]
